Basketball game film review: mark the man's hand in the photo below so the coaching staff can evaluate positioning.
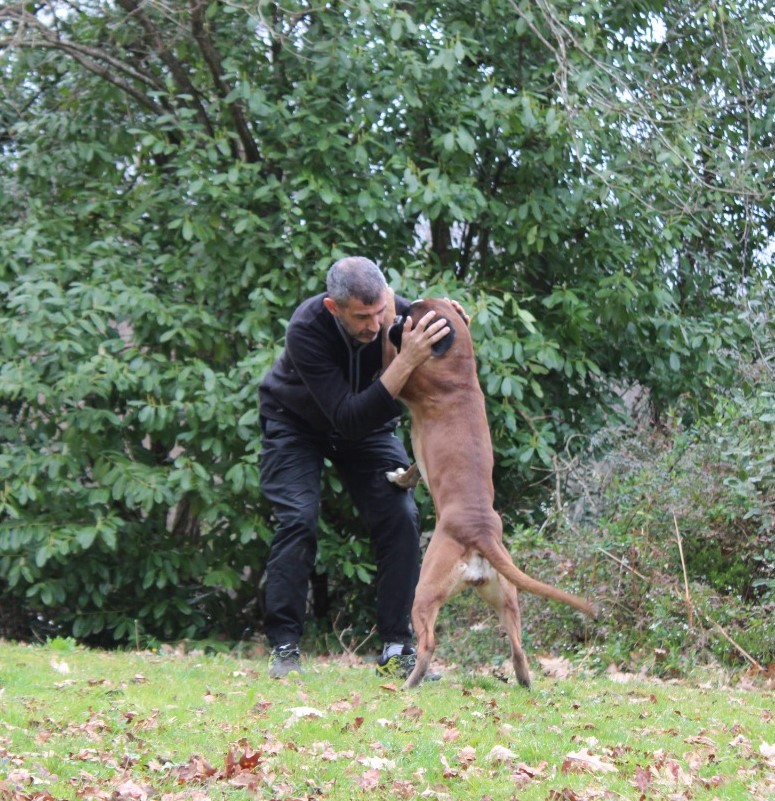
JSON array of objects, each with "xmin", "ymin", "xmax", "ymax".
[
  {"xmin": 398, "ymin": 311, "xmax": 450, "ymax": 369},
  {"xmin": 445, "ymin": 297, "xmax": 471, "ymax": 327},
  {"xmin": 379, "ymin": 310, "xmax": 450, "ymax": 398}
]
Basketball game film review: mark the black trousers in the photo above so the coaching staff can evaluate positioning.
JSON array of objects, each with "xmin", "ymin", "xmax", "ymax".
[{"xmin": 259, "ymin": 416, "xmax": 421, "ymax": 648}]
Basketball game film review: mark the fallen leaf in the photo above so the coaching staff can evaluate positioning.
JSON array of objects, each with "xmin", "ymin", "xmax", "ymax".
[
  {"xmin": 487, "ymin": 745, "xmax": 517, "ymax": 763},
  {"xmin": 514, "ymin": 760, "xmax": 546, "ymax": 778},
  {"xmin": 391, "ymin": 779, "xmax": 416, "ymax": 799},
  {"xmin": 329, "ymin": 699, "xmax": 352, "ymax": 713},
  {"xmin": 686, "ymin": 749, "xmax": 711, "ymax": 772},
  {"xmin": 75, "ymin": 784, "xmax": 112, "ymax": 800},
  {"xmin": 685, "ymin": 734, "xmax": 717, "ymax": 747},
  {"xmin": 113, "ymin": 778, "xmax": 151, "ymax": 800},
  {"xmin": 538, "ymin": 655, "xmax": 572, "ymax": 679},
  {"xmin": 442, "ymin": 727, "xmax": 460, "ymax": 742},
  {"xmin": 562, "ymin": 749, "xmax": 618, "ymax": 774},
  {"xmin": 6, "ymin": 769, "xmax": 35, "ymax": 786},
  {"xmin": 440, "ymin": 754, "xmax": 460, "ymax": 778},
  {"xmin": 547, "ymin": 789, "xmax": 582, "ymax": 801},
  {"xmin": 700, "ymin": 774, "xmax": 728, "ymax": 790},
  {"xmin": 356, "ymin": 768, "xmax": 381, "ymax": 790},
  {"xmin": 171, "ymin": 755, "xmax": 217, "ymax": 782},
  {"xmin": 357, "ymin": 756, "xmax": 396, "ymax": 770},
  {"xmin": 227, "ymin": 770, "xmax": 265, "ymax": 791},
  {"xmin": 605, "ymin": 663, "xmax": 639, "ymax": 683},
  {"xmin": 633, "ymin": 764, "xmax": 653, "ymax": 792},
  {"xmin": 128, "ymin": 710, "xmax": 159, "ymax": 732},
  {"xmin": 369, "ymin": 739, "xmax": 389, "ymax": 756},
  {"xmin": 760, "ymin": 741, "xmax": 775, "ymax": 765},
  {"xmin": 224, "ymin": 741, "xmax": 263, "ymax": 777},
  {"xmin": 509, "ymin": 760, "xmax": 547, "ymax": 788},
  {"xmin": 730, "ymin": 734, "xmax": 753, "ymax": 757},
  {"xmin": 313, "ymin": 742, "xmax": 353, "ymax": 761},
  {"xmin": 498, "ymin": 723, "xmax": 517, "ymax": 737},
  {"xmin": 252, "ymin": 699, "xmax": 273, "ymax": 716},
  {"xmin": 648, "ymin": 753, "xmax": 694, "ymax": 788},
  {"xmin": 283, "ymin": 706, "xmax": 324, "ymax": 727}
]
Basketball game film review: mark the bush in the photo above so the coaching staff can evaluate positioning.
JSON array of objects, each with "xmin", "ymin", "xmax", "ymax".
[{"xmin": 523, "ymin": 356, "xmax": 775, "ymax": 673}]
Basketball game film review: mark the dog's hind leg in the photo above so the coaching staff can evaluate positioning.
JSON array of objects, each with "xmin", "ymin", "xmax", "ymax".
[
  {"xmin": 404, "ymin": 534, "xmax": 465, "ymax": 689},
  {"xmin": 476, "ymin": 576, "xmax": 531, "ymax": 688}
]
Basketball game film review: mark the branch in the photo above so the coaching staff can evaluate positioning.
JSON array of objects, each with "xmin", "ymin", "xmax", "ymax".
[
  {"xmin": 597, "ymin": 548, "xmax": 649, "ymax": 582},
  {"xmin": 1, "ymin": 5, "xmax": 167, "ymax": 114},
  {"xmin": 332, "ymin": 611, "xmax": 376, "ymax": 659},
  {"xmin": 188, "ymin": 0, "xmax": 260, "ymax": 163},
  {"xmin": 673, "ymin": 513, "xmax": 693, "ymax": 628},
  {"xmin": 115, "ymin": 0, "xmax": 216, "ymax": 137},
  {"xmin": 507, "ymin": 0, "xmax": 773, "ymax": 209},
  {"xmin": 703, "ymin": 614, "xmax": 763, "ymax": 671}
]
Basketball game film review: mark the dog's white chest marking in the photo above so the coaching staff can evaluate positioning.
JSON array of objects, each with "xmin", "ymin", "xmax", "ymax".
[{"xmin": 458, "ymin": 553, "xmax": 497, "ymax": 586}]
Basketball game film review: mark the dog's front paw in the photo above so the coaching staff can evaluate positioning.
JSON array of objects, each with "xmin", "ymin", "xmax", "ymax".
[
  {"xmin": 386, "ymin": 463, "xmax": 421, "ymax": 489},
  {"xmin": 385, "ymin": 467, "xmax": 407, "ymax": 484}
]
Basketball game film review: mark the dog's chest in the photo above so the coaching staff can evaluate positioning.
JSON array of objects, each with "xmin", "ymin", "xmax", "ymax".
[{"xmin": 457, "ymin": 553, "xmax": 497, "ymax": 586}]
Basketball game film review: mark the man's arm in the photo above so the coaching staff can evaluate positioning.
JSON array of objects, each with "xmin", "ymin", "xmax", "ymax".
[{"xmin": 286, "ymin": 325, "xmax": 399, "ymax": 439}]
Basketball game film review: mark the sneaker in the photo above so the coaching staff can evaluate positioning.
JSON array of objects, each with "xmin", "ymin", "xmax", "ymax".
[
  {"xmin": 375, "ymin": 645, "xmax": 441, "ymax": 681},
  {"xmin": 268, "ymin": 643, "xmax": 302, "ymax": 679}
]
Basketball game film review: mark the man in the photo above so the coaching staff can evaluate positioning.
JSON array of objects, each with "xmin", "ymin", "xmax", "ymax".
[{"xmin": 258, "ymin": 256, "xmax": 455, "ymax": 679}]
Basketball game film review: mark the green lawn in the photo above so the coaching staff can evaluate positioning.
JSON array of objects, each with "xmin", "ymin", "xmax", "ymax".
[{"xmin": 0, "ymin": 640, "xmax": 772, "ymax": 800}]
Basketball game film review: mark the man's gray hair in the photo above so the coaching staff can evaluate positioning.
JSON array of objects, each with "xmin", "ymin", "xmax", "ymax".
[{"xmin": 326, "ymin": 256, "xmax": 387, "ymax": 306}]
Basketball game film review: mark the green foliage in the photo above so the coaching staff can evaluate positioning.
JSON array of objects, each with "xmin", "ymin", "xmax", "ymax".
[
  {"xmin": 519, "ymin": 345, "xmax": 775, "ymax": 673},
  {"xmin": 1, "ymin": 0, "xmax": 773, "ymax": 648}
]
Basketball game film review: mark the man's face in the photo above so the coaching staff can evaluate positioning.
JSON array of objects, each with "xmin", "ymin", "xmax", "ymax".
[{"xmin": 324, "ymin": 291, "xmax": 388, "ymax": 344}]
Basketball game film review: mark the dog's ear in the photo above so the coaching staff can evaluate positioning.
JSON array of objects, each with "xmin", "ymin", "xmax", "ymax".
[
  {"xmin": 388, "ymin": 315, "xmax": 406, "ymax": 352},
  {"xmin": 431, "ymin": 319, "xmax": 456, "ymax": 357}
]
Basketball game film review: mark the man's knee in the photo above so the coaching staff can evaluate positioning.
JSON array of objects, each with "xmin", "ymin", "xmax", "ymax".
[
  {"xmin": 390, "ymin": 489, "xmax": 421, "ymax": 529},
  {"xmin": 358, "ymin": 472, "xmax": 418, "ymax": 524},
  {"xmin": 276, "ymin": 503, "xmax": 318, "ymax": 535}
]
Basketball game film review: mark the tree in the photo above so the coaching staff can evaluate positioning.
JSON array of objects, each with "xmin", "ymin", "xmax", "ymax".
[{"xmin": 1, "ymin": 0, "xmax": 772, "ymax": 644}]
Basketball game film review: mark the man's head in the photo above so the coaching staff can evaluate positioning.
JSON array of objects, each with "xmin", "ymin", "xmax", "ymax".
[{"xmin": 323, "ymin": 256, "xmax": 388, "ymax": 344}]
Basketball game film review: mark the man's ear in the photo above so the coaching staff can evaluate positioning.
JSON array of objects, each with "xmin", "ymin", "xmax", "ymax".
[
  {"xmin": 322, "ymin": 296, "xmax": 339, "ymax": 317},
  {"xmin": 388, "ymin": 316, "xmax": 407, "ymax": 352}
]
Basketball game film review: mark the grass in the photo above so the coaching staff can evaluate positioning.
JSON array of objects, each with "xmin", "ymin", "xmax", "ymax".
[{"xmin": 1, "ymin": 639, "xmax": 773, "ymax": 800}]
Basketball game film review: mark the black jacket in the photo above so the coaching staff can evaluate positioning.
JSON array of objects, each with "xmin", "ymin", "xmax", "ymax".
[{"xmin": 258, "ymin": 293, "xmax": 411, "ymax": 440}]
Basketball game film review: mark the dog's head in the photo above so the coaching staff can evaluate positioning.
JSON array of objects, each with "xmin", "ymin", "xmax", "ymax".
[{"xmin": 388, "ymin": 298, "xmax": 464, "ymax": 357}]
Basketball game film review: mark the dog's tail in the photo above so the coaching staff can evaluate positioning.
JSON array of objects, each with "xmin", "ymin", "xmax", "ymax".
[{"xmin": 481, "ymin": 540, "xmax": 597, "ymax": 616}]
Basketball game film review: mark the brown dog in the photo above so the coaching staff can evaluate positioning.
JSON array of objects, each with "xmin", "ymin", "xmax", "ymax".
[{"xmin": 385, "ymin": 298, "xmax": 595, "ymax": 688}]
